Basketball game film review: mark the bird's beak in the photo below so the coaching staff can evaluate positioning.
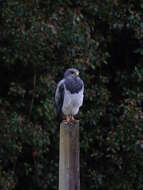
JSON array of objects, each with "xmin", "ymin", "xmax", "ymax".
[
  {"xmin": 75, "ymin": 71, "xmax": 79, "ymax": 76},
  {"xmin": 72, "ymin": 71, "xmax": 79, "ymax": 77}
]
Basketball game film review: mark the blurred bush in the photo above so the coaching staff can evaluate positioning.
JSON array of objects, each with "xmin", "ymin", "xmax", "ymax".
[{"xmin": 0, "ymin": 0, "xmax": 143, "ymax": 189}]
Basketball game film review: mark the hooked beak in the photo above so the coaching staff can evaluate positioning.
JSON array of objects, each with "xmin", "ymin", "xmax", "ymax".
[{"xmin": 74, "ymin": 71, "xmax": 79, "ymax": 76}]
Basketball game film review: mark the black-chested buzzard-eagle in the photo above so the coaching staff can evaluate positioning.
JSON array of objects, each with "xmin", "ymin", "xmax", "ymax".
[{"xmin": 55, "ymin": 68, "xmax": 84, "ymax": 123}]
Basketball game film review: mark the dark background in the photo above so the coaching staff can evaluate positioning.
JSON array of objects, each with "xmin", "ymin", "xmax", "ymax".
[{"xmin": 0, "ymin": 0, "xmax": 143, "ymax": 189}]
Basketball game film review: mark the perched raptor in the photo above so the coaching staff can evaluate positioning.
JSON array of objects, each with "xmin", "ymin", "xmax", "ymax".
[{"xmin": 55, "ymin": 68, "xmax": 84, "ymax": 123}]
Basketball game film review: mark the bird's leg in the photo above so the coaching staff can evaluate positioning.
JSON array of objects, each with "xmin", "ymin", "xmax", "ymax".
[
  {"xmin": 69, "ymin": 115, "xmax": 75, "ymax": 123},
  {"xmin": 63, "ymin": 115, "xmax": 75, "ymax": 124},
  {"xmin": 71, "ymin": 116, "xmax": 75, "ymax": 122},
  {"xmin": 63, "ymin": 115, "xmax": 70, "ymax": 123},
  {"xmin": 71, "ymin": 116, "xmax": 75, "ymax": 121},
  {"xmin": 69, "ymin": 114, "xmax": 72, "ymax": 122},
  {"xmin": 66, "ymin": 115, "xmax": 70, "ymax": 123}
]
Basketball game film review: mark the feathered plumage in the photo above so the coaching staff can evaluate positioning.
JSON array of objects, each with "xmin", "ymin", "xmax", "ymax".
[{"xmin": 55, "ymin": 68, "xmax": 84, "ymax": 123}]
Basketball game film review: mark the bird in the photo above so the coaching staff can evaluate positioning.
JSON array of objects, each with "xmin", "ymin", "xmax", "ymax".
[{"xmin": 55, "ymin": 68, "xmax": 84, "ymax": 123}]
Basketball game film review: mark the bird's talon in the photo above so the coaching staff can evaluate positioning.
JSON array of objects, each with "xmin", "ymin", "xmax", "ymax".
[{"xmin": 62, "ymin": 115, "xmax": 76, "ymax": 125}]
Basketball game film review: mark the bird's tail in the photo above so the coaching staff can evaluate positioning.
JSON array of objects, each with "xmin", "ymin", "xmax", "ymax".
[{"xmin": 56, "ymin": 112, "xmax": 63, "ymax": 123}]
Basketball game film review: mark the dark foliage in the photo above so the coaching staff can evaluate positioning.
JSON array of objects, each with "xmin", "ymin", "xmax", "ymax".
[{"xmin": 0, "ymin": 0, "xmax": 143, "ymax": 189}]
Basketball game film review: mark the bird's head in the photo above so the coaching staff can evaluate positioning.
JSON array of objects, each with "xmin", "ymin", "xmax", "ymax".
[{"xmin": 64, "ymin": 68, "xmax": 79, "ymax": 78}]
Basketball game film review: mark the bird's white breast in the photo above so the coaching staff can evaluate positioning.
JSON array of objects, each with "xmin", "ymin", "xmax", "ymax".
[{"xmin": 62, "ymin": 87, "xmax": 84, "ymax": 115}]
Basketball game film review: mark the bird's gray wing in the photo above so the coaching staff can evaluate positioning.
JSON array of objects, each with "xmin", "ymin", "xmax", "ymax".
[{"xmin": 55, "ymin": 79, "xmax": 65, "ymax": 118}]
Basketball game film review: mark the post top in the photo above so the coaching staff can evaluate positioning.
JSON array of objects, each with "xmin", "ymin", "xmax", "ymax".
[{"xmin": 60, "ymin": 120, "xmax": 79, "ymax": 128}]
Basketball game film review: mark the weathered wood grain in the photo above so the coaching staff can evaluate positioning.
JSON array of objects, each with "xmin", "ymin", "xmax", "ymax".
[{"xmin": 59, "ymin": 120, "xmax": 80, "ymax": 190}]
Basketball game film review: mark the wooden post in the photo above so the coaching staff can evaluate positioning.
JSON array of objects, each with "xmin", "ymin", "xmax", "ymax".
[{"xmin": 59, "ymin": 120, "xmax": 80, "ymax": 190}]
